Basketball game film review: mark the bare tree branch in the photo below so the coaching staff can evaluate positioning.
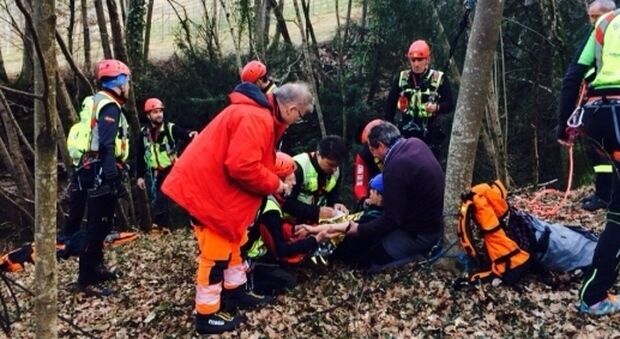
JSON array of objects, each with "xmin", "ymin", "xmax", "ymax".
[
  {"xmin": 55, "ymin": 30, "xmax": 95, "ymax": 94},
  {"xmin": 0, "ymin": 85, "xmax": 42, "ymax": 99}
]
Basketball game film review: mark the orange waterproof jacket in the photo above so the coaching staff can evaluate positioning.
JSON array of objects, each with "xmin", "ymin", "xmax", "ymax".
[{"xmin": 162, "ymin": 84, "xmax": 281, "ymax": 243}]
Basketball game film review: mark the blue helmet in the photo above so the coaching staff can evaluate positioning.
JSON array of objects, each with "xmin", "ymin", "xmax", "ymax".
[{"xmin": 369, "ymin": 173, "xmax": 384, "ymax": 194}]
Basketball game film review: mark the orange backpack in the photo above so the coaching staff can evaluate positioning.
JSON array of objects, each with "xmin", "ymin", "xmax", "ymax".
[{"xmin": 457, "ymin": 180, "xmax": 531, "ymax": 284}]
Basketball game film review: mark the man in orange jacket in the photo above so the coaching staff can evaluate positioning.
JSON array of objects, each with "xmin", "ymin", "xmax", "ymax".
[{"xmin": 162, "ymin": 82, "xmax": 313, "ymax": 334}]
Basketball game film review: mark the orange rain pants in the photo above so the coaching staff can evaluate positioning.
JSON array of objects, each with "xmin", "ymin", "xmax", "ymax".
[{"xmin": 193, "ymin": 224, "xmax": 248, "ymax": 315}]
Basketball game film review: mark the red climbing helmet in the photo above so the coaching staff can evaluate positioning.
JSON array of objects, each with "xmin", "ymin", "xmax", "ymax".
[
  {"xmin": 241, "ymin": 60, "xmax": 268, "ymax": 83},
  {"xmin": 274, "ymin": 152, "xmax": 296, "ymax": 178}
]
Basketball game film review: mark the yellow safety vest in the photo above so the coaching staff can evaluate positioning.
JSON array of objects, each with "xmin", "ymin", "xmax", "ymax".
[
  {"xmin": 89, "ymin": 91, "xmax": 130, "ymax": 163},
  {"xmin": 397, "ymin": 69, "xmax": 444, "ymax": 119},
  {"xmin": 67, "ymin": 92, "xmax": 130, "ymax": 165},
  {"xmin": 592, "ymin": 10, "xmax": 620, "ymax": 89},
  {"xmin": 293, "ymin": 152, "xmax": 340, "ymax": 207},
  {"xmin": 141, "ymin": 122, "xmax": 177, "ymax": 170}
]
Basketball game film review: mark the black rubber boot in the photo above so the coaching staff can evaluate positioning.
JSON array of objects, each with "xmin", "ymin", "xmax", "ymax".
[
  {"xmin": 195, "ymin": 311, "xmax": 245, "ymax": 334},
  {"xmin": 581, "ymin": 194, "xmax": 608, "ymax": 211},
  {"xmin": 221, "ymin": 284, "xmax": 273, "ymax": 311},
  {"xmin": 78, "ymin": 283, "xmax": 113, "ymax": 297}
]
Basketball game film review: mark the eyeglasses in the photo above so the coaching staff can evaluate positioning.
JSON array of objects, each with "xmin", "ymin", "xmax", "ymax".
[{"xmin": 410, "ymin": 57, "xmax": 426, "ymax": 62}]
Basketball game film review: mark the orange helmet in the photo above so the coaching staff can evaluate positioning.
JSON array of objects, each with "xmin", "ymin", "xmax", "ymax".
[
  {"xmin": 144, "ymin": 98, "xmax": 164, "ymax": 113},
  {"xmin": 274, "ymin": 152, "xmax": 296, "ymax": 178},
  {"xmin": 241, "ymin": 60, "xmax": 268, "ymax": 83},
  {"xmin": 96, "ymin": 59, "xmax": 131, "ymax": 80},
  {"xmin": 407, "ymin": 40, "xmax": 431, "ymax": 59},
  {"xmin": 361, "ymin": 119, "xmax": 383, "ymax": 144}
]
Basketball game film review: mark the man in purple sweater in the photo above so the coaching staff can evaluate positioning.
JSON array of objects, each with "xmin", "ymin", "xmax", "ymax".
[{"xmin": 345, "ymin": 121, "xmax": 444, "ymax": 267}]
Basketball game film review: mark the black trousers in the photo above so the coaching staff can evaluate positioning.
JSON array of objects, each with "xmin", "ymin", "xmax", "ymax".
[
  {"xmin": 586, "ymin": 142, "xmax": 612, "ymax": 201},
  {"xmin": 579, "ymin": 100, "xmax": 620, "ymax": 306},
  {"xmin": 78, "ymin": 191, "xmax": 116, "ymax": 286},
  {"xmin": 151, "ymin": 167, "xmax": 172, "ymax": 227},
  {"xmin": 63, "ymin": 168, "xmax": 94, "ymax": 237}
]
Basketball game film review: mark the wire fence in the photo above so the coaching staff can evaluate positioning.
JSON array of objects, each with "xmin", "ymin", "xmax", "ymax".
[{"xmin": 1, "ymin": 0, "xmax": 360, "ymax": 75}]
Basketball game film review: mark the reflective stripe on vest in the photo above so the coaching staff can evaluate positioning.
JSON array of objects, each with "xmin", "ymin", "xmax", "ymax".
[
  {"xmin": 593, "ymin": 10, "xmax": 620, "ymax": 89},
  {"xmin": 89, "ymin": 91, "xmax": 130, "ymax": 162},
  {"xmin": 141, "ymin": 122, "xmax": 177, "ymax": 170},
  {"xmin": 397, "ymin": 69, "xmax": 444, "ymax": 118},
  {"xmin": 293, "ymin": 152, "xmax": 340, "ymax": 207},
  {"xmin": 593, "ymin": 164, "xmax": 613, "ymax": 173}
]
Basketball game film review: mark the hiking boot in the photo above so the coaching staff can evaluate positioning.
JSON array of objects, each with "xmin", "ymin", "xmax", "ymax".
[
  {"xmin": 195, "ymin": 311, "xmax": 244, "ymax": 334},
  {"xmin": 94, "ymin": 266, "xmax": 119, "ymax": 283},
  {"xmin": 78, "ymin": 283, "xmax": 113, "ymax": 297},
  {"xmin": 578, "ymin": 295, "xmax": 620, "ymax": 315},
  {"xmin": 581, "ymin": 194, "xmax": 608, "ymax": 211},
  {"xmin": 222, "ymin": 284, "xmax": 273, "ymax": 311}
]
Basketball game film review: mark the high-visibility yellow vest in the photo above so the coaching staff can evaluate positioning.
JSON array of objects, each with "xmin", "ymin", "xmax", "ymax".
[
  {"xmin": 141, "ymin": 122, "xmax": 177, "ymax": 170},
  {"xmin": 293, "ymin": 152, "xmax": 339, "ymax": 207},
  {"xmin": 592, "ymin": 10, "xmax": 620, "ymax": 89},
  {"xmin": 396, "ymin": 69, "xmax": 444, "ymax": 119},
  {"xmin": 67, "ymin": 91, "xmax": 130, "ymax": 165}
]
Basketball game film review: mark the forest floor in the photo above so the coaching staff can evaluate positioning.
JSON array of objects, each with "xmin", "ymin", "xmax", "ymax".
[{"xmin": 3, "ymin": 185, "xmax": 620, "ymax": 338}]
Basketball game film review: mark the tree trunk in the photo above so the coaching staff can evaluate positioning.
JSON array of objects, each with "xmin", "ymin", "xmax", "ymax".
[
  {"xmin": 442, "ymin": 0, "xmax": 505, "ymax": 262},
  {"xmin": 68, "ymin": 0, "xmax": 76, "ymax": 54},
  {"xmin": 0, "ymin": 90, "xmax": 35, "ymax": 158},
  {"xmin": 429, "ymin": 2, "xmax": 462, "ymax": 88},
  {"xmin": 143, "ymin": 0, "xmax": 154, "ymax": 60},
  {"xmin": 81, "ymin": 0, "xmax": 91, "ymax": 72},
  {"xmin": 119, "ymin": 0, "xmax": 127, "ymax": 26},
  {"xmin": 254, "ymin": 0, "xmax": 268, "ymax": 58},
  {"xmin": 95, "ymin": 0, "xmax": 113, "ymax": 59},
  {"xmin": 300, "ymin": 0, "xmax": 317, "ymax": 46},
  {"xmin": 199, "ymin": 0, "xmax": 222, "ymax": 60},
  {"xmin": 0, "ymin": 90, "xmax": 34, "ymax": 198},
  {"xmin": 107, "ymin": 0, "xmax": 129, "ymax": 62},
  {"xmin": 56, "ymin": 113, "xmax": 72, "ymax": 176},
  {"xmin": 292, "ymin": 0, "xmax": 326, "ymax": 137},
  {"xmin": 219, "ymin": 0, "xmax": 242, "ymax": 70},
  {"xmin": 0, "ymin": 43, "xmax": 9, "ymax": 83},
  {"xmin": 124, "ymin": 0, "xmax": 152, "ymax": 230},
  {"xmin": 272, "ymin": 0, "xmax": 292, "ymax": 45},
  {"xmin": 485, "ymin": 75, "xmax": 509, "ymax": 186},
  {"xmin": 0, "ymin": 135, "xmax": 15, "ymax": 173},
  {"xmin": 126, "ymin": 0, "xmax": 146, "ymax": 79},
  {"xmin": 20, "ymin": 0, "xmax": 34, "ymax": 85},
  {"xmin": 33, "ymin": 0, "xmax": 58, "ymax": 336},
  {"xmin": 166, "ymin": 0, "xmax": 195, "ymax": 56},
  {"xmin": 56, "ymin": 73, "xmax": 79, "ymax": 127}
]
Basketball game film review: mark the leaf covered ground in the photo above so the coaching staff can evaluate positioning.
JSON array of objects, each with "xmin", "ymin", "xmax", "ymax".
[{"xmin": 4, "ymin": 186, "xmax": 620, "ymax": 338}]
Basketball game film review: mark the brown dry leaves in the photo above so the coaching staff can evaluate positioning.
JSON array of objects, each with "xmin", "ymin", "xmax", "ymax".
[{"xmin": 5, "ymin": 185, "xmax": 620, "ymax": 337}]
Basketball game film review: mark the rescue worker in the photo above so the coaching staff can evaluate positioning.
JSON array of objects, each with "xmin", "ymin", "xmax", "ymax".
[
  {"xmin": 63, "ymin": 96, "xmax": 96, "ymax": 237},
  {"xmin": 345, "ymin": 122, "xmax": 444, "ymax": 269},
  {"xmin": 135, "ymin": 98, "xmax": 197, "ymax": 227},
  {"xmin": 77, "ymin": 59, "xmax": 132, "ymax": 297},
  {"xmin": 556, "ymin": 9, "xmax": 620, "ymax": 315},
  {"xmin": 283, "ymin": 135, "xmax": 348, "ymax": 224},
  {"xmin": 241, "ymin": 60, "xmax": 276, "ymax": 94},
  {"xmin": 246, "ymin": 152, "xmax": 334, "ymax": 265},
  {"xmin": 353, "ymin": 119, "xmax": 384, "ymax": 206},
  {"xmin": 579, "ymin": 0, "xmax": 616, "ymax": 211},
  {"xmin": 384, "ymin": 40, "xmax": 453, "ymax": 154},
  {"xmin": 162, "ymin": 82, "xmax": 314, "ymax": 334}
]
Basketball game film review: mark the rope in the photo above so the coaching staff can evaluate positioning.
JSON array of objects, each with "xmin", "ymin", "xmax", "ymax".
[{"xmin": 523, "ymin": 142, "xmax": 575, "ymax": 218}]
